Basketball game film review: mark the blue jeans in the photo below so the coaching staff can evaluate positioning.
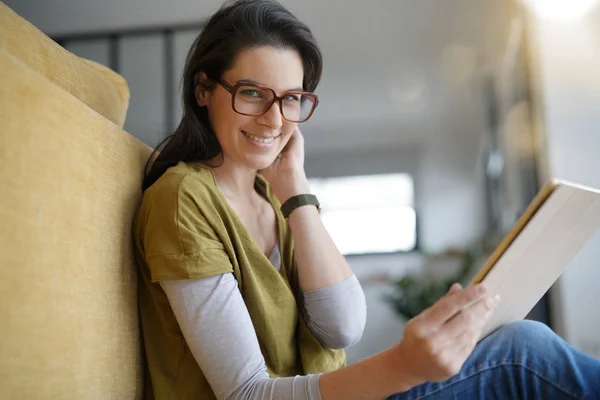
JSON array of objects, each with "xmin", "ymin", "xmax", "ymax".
[{"xmin": 388, "ymin": 320, "xmax": 600, "ymax": 399}]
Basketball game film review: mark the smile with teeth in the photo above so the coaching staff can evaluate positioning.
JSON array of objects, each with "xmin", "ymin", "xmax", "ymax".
[{"xmin": 242, "ymin": 131, "xmax": 277, "ymax": 143}]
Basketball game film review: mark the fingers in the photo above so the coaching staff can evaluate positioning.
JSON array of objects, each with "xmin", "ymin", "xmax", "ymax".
[
  {"xmin": 432, "ymin": 294, "xmax": 499, "ymax": 350},
  {"xmin": 436, "ymin": 337, "xmax": 476, "ymax": 377},
  {"xmin": 448, "ymin": 283, "xmax": 462, "ymax": 295},
  {"xmin": 446, "ymin": 294, "xmax": 498, "ymax": 336},
  {"xmin": 453, "ymin": 332, "xmax": 480, "ymax": 369},
  {"xmin": 399, "ymin": 284, "xmax": 500, "ymax": 384},
  {"xmin": 435, "ymin": 323, "xmax": 482, "ymax": 376},
  {"xmin": 414, "ymin": 284, "xmax": 489, "ymax": 334}
]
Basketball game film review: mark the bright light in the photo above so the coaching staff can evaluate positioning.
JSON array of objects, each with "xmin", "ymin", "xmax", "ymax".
[
  {"xmin": 309, "ymin": 174, "xmax": 417, "ymax": 255},
  {"xmin": 523, "ymin": 0, "xmax": 599, "ymax": 22}
]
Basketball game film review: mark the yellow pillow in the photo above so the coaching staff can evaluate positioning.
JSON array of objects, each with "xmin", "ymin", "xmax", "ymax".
[
  {"xmin": 0, "ymin": 2, "xmax": 130, "ymax": 127},
  {"xmin": 0, "ymin": 49, "xmax": 149, "ymax": 399}
]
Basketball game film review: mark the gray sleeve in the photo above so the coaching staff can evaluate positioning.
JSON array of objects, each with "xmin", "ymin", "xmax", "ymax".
[
  {"xmin": 160, "ymin": 274, "xmax": 323, "ymax": 400},
  {"xmin": 300, "ymin": 274, "xmax": 367, "ymax": 349}
]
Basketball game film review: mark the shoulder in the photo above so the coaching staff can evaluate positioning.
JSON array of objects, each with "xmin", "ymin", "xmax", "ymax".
[
  {"xmin": 145, "ymin": 161, "xmax": 216, "ymax": 198},
  {"xmin": 142, "ymin": 161, "xmax": 222, "ymax": 214},
  {"xmin": 135, "ymin": 162, "xmax": 234, "ymax": 280},
  {"xmin": 134, "ymin": 161, "xmax": 226, "ymax": 252}
]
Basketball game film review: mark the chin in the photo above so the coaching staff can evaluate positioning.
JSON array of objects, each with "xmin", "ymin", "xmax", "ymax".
[{"xmin": 243, "ymin": 153, "xmax": 278, "ymax": 171}]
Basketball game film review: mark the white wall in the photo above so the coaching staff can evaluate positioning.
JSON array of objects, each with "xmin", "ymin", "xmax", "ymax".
[
  {"xmin": 306, "ymin": 131, "xmax": 487, "ymax": 363},
  {"xmin": 417, "ymin": 132, "xmax": 487, "ymax": 253},
  {"xmin": 529, "ymin": 6, "xmax": 600, "ymax": 357}
]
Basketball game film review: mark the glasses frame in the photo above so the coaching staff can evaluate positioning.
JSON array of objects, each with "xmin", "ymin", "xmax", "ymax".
[{"xmin": 216, "ymin": 78, "xmax": 319, "ymax": 123}]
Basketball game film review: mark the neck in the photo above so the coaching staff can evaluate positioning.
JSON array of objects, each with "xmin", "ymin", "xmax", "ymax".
[{"xmin": 209, "ymin": 155, "xmax": 258, "ymax": 201}]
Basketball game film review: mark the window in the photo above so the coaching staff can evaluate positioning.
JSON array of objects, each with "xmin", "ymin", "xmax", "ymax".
[{"xmin": 308, "ymin": 174, "xmax": 417, "ymax": 255}]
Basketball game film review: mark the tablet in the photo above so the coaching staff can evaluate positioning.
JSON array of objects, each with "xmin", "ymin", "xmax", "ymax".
[{"xmin": 469, "ymin": 179, "xmax": 600, "ymax": 338}]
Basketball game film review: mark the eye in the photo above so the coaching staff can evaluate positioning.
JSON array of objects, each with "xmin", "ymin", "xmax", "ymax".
[
  {"xmin": 284, "ymin": 94, "xmax": 301, "ymax": 102},
  {"xmin": 240, "ymin": 89, "xmax": 262, "ymax": 98}
]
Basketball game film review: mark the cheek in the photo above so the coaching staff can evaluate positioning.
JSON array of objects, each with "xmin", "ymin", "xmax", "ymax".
[
  {"xmin": 208, "ymin": 101, "xmax": 246, "ymax": 139},
  {"xmin": 279, "ymin": 123, "xmax": 297, "ymax": 147}
]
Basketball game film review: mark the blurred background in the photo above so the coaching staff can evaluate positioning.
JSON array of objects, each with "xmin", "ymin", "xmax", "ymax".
[{"xmin": 6, "ymin": 0, "xmax": 599, "ymax": 362}]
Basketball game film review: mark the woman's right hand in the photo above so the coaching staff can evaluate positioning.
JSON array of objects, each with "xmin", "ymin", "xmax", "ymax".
[{"xmin": 392, "ymin": 283, "xmax": 500, "ymax": 387}]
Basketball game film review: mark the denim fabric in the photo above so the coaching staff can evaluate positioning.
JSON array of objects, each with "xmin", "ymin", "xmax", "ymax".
[{"xmin": 388, "ymin": 320, "xmax": 600, "ymax": 399}]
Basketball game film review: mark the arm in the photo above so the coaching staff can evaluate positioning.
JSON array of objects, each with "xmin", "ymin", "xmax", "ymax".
[
  {"xmin": 287, "ymin": 194, "xmax": 354, "ymax": 291},
  {"xmin": 320, "ymin": 284, "xmax": 501, "ymax": 399},
  {"xmin": 164, "ymin": 275, "xmax": 500, "ymax": 400},
  {"xmin": 161, "ymin": 274, "xmax": 322, "ymax": 400},
  {"xmin": 272, "ymin": 242, "xmax": 366, "ymax": 349},
  {"xmin": 300, "ymin": 274, "xmax": 367, "ymax": 349},
  {"xmin": 161, "ymin": 273, "xmax": 411, "ymax": 400},
  {"xmin": 260, "ymin": 130, "xmax": 354, "ymax": 292}
]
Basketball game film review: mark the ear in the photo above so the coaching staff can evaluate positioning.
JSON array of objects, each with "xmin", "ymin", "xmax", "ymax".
[{"xmin": 194, "ymin": 72, "xmax": 211, "ymax": 107}]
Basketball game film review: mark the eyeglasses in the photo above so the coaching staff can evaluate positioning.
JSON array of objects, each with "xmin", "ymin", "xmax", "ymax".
[{"xmin": 216, "ymin": 78, "xmax": 319, "ymax": 123}]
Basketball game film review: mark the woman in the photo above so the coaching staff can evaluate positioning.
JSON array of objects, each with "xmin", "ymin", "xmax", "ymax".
[{"xmin": 133, "ymin": 0, "xmax": 600, "ymax": 398}]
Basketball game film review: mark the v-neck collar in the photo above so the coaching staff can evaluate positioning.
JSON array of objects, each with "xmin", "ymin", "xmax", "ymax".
[{"xmin": 190, "ymin": 162, "xmax": 285, "ymax": 273}]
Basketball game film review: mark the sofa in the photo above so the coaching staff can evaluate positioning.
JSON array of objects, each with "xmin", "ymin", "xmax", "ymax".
[{"xmin": 1, "ymin": 2, "xmax": 151, "ymax": 398}]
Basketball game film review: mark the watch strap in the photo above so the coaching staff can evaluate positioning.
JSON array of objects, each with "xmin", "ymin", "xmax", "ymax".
[{"xmin": 280, "ymin": 194, "xmax": 320, "ymax": 219}]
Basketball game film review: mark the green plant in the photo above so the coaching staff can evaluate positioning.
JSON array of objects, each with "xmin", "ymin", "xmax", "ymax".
[{"xmin": 384, "ymin": 236, "xmax": 500, "ymax": 320}]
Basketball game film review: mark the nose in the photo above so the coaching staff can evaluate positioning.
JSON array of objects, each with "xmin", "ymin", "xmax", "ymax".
[{"xmin": 256, "ymin": 100, "xmax": 283, "ymax": 130}]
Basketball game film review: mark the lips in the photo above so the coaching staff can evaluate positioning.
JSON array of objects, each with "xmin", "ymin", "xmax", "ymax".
[{"xmin": 242, "ymin": 130, "xmax": 279, "ymax": 144}]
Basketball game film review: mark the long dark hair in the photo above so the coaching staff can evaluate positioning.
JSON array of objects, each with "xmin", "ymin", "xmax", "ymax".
[{"xmin": 142, "ymin": 0, "xmax": 323, "ymax": 191}]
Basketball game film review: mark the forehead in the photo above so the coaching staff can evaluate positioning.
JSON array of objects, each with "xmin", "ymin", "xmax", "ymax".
[{"xmin": 225, "ymin": 46, "xmax": 304, "ymax": 91}]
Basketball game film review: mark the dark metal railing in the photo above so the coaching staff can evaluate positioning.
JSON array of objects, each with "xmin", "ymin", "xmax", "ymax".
[{"xmin": 53, "ymin": 22, "xmax": 204, "ymax": 133}]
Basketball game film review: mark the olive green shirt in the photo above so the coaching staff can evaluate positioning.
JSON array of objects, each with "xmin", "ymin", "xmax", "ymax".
[{"xmin": 133, "ymin": 161, "xmax": 346, "ymax": 399}]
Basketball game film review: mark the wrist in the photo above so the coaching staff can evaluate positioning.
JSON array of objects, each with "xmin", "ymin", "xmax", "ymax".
[
  {"xmin": 281, "ymin": 194, "xmax": 320, "ymax": 219},
  {"xmin": 384, "ymin": 344, "xmax": 423, "ymax": 392},
  {"xmin": 274, "ymin": 173, "xmax": 311, "ymax": 204}
]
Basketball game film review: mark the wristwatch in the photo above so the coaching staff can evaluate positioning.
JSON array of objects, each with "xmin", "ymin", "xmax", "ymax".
[{"xmin": 280, "ymin": 194, "xmax": 320, "ymax": 219}]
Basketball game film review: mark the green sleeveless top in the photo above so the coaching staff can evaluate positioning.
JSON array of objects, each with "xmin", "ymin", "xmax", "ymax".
[{"xmin": 133, "ymin": 161, "xmax": 346, "ymax": 400}]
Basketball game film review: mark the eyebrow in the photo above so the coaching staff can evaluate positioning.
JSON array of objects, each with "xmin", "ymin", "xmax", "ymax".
[{"xmin": 238, "ymin": 78, "xmax": 304, "ymax": 92}]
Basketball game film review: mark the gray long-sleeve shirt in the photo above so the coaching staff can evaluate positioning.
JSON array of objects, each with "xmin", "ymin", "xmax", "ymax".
[{"xmin": 161, "ymin": 243, "xmax": 367, "ymax": 400}]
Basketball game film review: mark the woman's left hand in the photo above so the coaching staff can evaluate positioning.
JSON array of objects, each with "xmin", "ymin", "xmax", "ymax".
[{"xmin": 261, "ymin": 128, "xmax": 311, "ymax": 203}]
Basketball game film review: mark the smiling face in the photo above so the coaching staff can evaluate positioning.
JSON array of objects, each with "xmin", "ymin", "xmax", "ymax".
[{"xmin": 197, "ymin": 46, "xmax": 305, "ymax": 171}]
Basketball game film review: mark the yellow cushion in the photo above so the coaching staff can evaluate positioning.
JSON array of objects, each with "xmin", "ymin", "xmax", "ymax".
[
  {"xmin": 0, "ymin": 49, "xmax": 150, "ymax": 398},
  {"xmin": 0, "ymin": 2, "xmax": 130, "ymax": 128}
]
